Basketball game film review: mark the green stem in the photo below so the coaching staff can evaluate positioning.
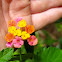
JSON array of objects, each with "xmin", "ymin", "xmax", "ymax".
[
  {"xmin": 24, "ymin": 32, "xmax": 35, "ymax": 53},
  {"xmin": 18, "ymin": 48, "xmax": 22, "ymax": 62}
]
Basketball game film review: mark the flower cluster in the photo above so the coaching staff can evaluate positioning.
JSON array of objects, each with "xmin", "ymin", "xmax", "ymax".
[{"xmin": 5, "ymin": 17, "xmax": 38, "ymax": 48}]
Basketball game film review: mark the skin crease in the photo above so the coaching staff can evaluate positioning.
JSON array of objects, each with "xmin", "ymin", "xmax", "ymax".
[{"xmin": 0, "ymin": 0, "xmax": 62, "ymax": 50}]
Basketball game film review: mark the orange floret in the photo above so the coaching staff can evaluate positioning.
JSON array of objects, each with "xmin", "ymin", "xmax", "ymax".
[
  {"xmin": 8, "ymin": 20, "xmax": 17, "ymax": 27},
  {"xmin": 25, "ymin": 25, "xmax": 35, "ymax": 34},
  {"xmin": 5, "ymin": 33, "xmax": 14, "ymax": 42}
]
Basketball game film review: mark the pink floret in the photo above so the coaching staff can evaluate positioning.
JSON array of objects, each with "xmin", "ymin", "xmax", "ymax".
[
  {"xmin": 13, "ymin": 36, "xmax": 24, "ymax": 48},
  {"xmin": 6, "ymin": 42, "xmax": 13, "ymax": 47},
  {"xmin": 27, "ymin": 35, "xmax": 38, "ymax": 46},
  {"xmin": 15, "ymin": 17, "xmax": 23, "ymax": 23}
]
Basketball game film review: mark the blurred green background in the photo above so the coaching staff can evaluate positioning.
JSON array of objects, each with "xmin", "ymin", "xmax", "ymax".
[{"xmin": 35, "ymin": 18, "xmax": 62, "ymax": 48}]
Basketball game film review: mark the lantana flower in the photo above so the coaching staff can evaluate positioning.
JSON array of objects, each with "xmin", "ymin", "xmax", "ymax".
[
  {"xmin": 5, "ymin": 33, "xmax": 14, "ymax": 42},
  {"xmin": 16, "ymin": 29, "xmax": 22, "ymax": 36},
  {"xmin": 27, "ymin": 35, "xmax": 38, "ymax": 46},
  {"xmin": 13, "ymin": 36, "xmax": 24, "ymax": 48},
  {"xmin": 15, "ymin": 17, "xmax": 23, "ymax": 23},
  {"xmin": 25, "ymin": 25, "xmax": 35, "ymax": 34},
  {"xmin": 18, "ymin": 19, "xmax": 26, "ymax": 27},
  {"xmin": 8, "ymin": 20, "xmax": 17, "ymax": 27},
  {"xmin": 5, "ymin": 17, "xmax": 38, "ymax": 48},
  {"xmin": 21, "ymin": 31, "xmax": 30, "ymax": 40},
  {"xmin": 8, "ymin": 26, "xmax": 17, "ymax": 36}
]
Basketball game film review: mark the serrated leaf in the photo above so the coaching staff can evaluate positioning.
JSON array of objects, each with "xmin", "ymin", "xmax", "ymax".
[
  {"xmin": 34, "ymin": 47, "xmax": 62, "ymax": 62},
  {"xmin": 41, "ymin": 47, "xmax": 62, "ymax": 62},
  {"xmin": 0, "ymin": 48, "xmax": 14, "ymax": 62}
]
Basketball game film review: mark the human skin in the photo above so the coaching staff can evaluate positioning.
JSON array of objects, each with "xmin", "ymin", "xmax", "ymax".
[{"xmin": 0, "ymin": 0, "xmax": 62, "ymax": 50}]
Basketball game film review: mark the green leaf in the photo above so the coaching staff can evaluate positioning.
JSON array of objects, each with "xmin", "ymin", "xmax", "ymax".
[
  {"xmin": 21, "ymin": 45, "xmax": 27, "ymax": 54},
  {"xmin": 0, "ymin": 48, "xmax": 14, "ymax": 62},
  {"xmin": 9, "ymin": 60, "xmax": 20, "ymax": 62},
  {"xmin": 13, "ymin": 49, "xmax": 20, "ymax": 55},
  {"xmin": 34, "ymin": 47, "xmax": 62, "ymax": 62},
  {"xmin": 25, "ymin": 59, "xmax": 33, "ymax": 62}
]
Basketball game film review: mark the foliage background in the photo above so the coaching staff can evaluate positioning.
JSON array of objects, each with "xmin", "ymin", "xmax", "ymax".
[{"xmin": 0, "ymin": 18, "xmax": 62, "ymax": 62}]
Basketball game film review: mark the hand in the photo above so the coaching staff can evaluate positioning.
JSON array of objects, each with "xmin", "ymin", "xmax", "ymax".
[{"xmin": 0, "ymin": 0, "xmax": 62, "ymax": 50}]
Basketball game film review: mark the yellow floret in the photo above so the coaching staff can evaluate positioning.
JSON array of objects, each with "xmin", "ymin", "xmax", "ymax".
[
  {"xmin": 21, "ymin": 35, "xmax": 27, "ymax": 40},
  {"xmin": 18, "ymin": 19, "xmax": 26, "ymax": 27},
  {"xmin": 16, "ymin": 29, "xmax": 22, "ymax": 36},
  {"xmin": 8, "ymin": 26, "xmax": 17, "ymax": 36},
  {"xmin": 21, "ymin": 31, "xmax": 27, "ymax": 35},
  {"xmin": 25, "ymin": 33, "xmax": 30, "ymax": 38},
  {"xmin": 21, "ymin": 31, "xmax": 30, "ymax": 40}
]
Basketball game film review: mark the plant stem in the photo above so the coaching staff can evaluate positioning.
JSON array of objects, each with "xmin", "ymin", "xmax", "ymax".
[{"xmin": 24, "ymin": 32, "xmax": 35, "ymax": 53}]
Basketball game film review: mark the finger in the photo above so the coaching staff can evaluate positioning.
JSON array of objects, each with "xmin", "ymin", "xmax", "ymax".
[
  {"xmin": 2, "ymin": 0, "xmax": 32, "ymax": 25},
  {"xmin": 31, "ymin": 0, "xmax": 62, "ymax": 14},
  {"xmin": 2, "ymin": 0, "xmax": 11, "ymax": 25},
  {"xmin": 0, "ymin": 0, "xmax": 7, "ymax": 51},
  {"xmin": 9, "ymin": 0, "xmax": 32, "ymax": 25},
  {"xmin": 32, "ymin": 7, "xmax": 62, "ymax": 30}
]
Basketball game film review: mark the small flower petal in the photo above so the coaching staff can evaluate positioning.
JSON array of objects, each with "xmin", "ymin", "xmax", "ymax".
[
  {"xmin": 13, "ymin": 36, "xmax": 24, "ymax": 48},
  {"xmin": 21, "ymin": 35, "xmax": 27, "ymax": 40},
  {"xmin": 27, "ymin": 35, "xmax": 38, "ymax": 46},
  {"xmin": 13, "ymin": 39, "xmax": 17, "ymax": 44},
  {"xmin": 6, "ymin": 42, "xmax": 13, "ymax": 47},
  {"xmin": 19, "ymin": 40, "xmax": 24, "ymax": 45},
  {"xmin": 21, "ymin": 31, "xmax": 27, "ymax": 35},
  {"xmin": 25, "ymin": 25, "xmax": 35, "ymax": 34},
  {"xmin": 15, "ymin": 17, "xmax": 23, "ymax": 23},
  {"xmin": 21, "ymin": 31, "xmax": 30, "ymax": 40},
  {"xmin": 16, "ymin": 29, "xmax": 22, "ymax": 36},
  {"xmin": 25, "ymin": 33, "xmax": 30, "ymax": 38},
  {"xmin": 8, "ymin": 20, "xmax": 17, "ymax": 27},
  {"xmin": 5, "ymin": 33, "xmax": 14, "ymax": 42},
  {"xmin": 14, "ymin": 43, "xmax": 21, "ymax": 48},
  {"xmin": 8, "ymin": 26, "xmax": 17, "ymax": 36},
  {"xmin": 15, "ymin": 36, "xmax": 22, "ymax": 40},
  {"xmin": 18, "ymin": 19, "xmax": 26, "ymax": 27}
]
